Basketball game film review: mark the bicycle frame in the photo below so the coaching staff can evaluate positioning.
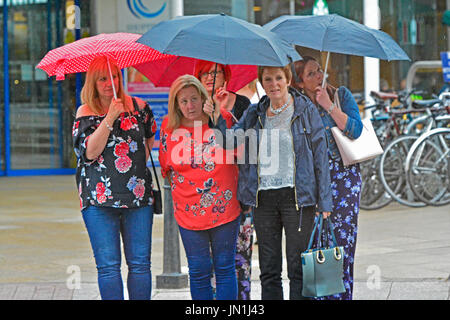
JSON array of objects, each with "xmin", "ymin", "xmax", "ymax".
[{"xmin": 405, "ymin": 127, "xmax": 450, "ymax": 173}]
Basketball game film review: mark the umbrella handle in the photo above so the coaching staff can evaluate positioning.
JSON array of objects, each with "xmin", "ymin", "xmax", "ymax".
[
  {"xmin": 107, "ymin": 56, "xmax": 118, "ymax": 100},
  {"xmin": 321, "ymin": 51, "xmax": 330, "ymax": 88},
  {"xmin": 210, "ymin": 63, "xmax": 218, "ymax": 125}
]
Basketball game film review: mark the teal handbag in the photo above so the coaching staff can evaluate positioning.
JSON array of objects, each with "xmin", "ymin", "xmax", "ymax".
[{"xmin": 301, "ymin": 214, "xmax": 346, "ymax": 298}]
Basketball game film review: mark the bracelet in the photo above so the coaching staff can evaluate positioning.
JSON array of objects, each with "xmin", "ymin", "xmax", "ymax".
[
  {"xmin": 327, "ymin": 103, "xmax": 336, "ymax": 114},
  {"xmin": 104, "ymin": 120, "xmax": 113, "ymax": 132}
]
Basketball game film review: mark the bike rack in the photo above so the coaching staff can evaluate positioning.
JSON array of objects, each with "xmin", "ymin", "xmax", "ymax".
[{"xmin": 405, "ymin": 60, "xmax": 442, "ymax": 93}]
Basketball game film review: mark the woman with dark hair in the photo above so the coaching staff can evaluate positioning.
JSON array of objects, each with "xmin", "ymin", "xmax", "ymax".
[{"xmin": 292, "ymin": 56, "xmax": 363, "ymax": 300}]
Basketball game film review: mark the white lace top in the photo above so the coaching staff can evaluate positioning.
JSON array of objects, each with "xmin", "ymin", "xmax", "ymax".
[{"xmin": 258, "ymin": 104, "xmax": 295, "ymax": 191}]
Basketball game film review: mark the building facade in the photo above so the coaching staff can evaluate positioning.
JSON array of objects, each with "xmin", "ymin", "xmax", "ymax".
[{"xmin": 1, "ymin": 0, "xmax": 449, "ymax": 176}]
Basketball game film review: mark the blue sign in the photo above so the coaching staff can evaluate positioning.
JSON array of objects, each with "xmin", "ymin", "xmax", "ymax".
[
  {"xmin": 126, "ymin": 0, "xmax": 166, "ymax": 19},
  {"xmin": 440, "ymin": 52, "xmax": 450, "ymax": 82}
]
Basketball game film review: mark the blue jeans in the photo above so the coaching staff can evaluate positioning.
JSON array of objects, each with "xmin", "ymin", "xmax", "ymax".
[
  {"xmin": 82, "ymin": 205, "xmax": 153, "ymax": 300},
  {"xmin": 178, "ymin": 218, "xmax": 240, "ymax": 300}
]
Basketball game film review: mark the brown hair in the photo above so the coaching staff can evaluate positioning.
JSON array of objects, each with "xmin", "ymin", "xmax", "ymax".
[
  {"xmin": 292, "ymin": 56, "xmax": 336, "ymax": 102},
  {"xmin": 257, "ymin": 64, "xmax": 292, "ymax": 85},
  {"xmin": 166, "ymin": 75, "xmax": 209, "ymax": 131},
  {"xmin": 80, "ymin": 56, "xmax": 128, "ymax": 115}
]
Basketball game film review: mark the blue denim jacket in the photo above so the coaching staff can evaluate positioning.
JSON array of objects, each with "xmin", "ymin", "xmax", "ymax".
[
  {"xmin": 211, "ymin": 88, "xmax": 333, "ymax": 213},
  {"xmin": 315, "ymin": 86, "xmax": 363, "ymax": 161}
]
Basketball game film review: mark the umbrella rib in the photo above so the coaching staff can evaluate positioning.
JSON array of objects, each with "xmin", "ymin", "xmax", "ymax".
[
  {"xmin": 366, "ymin": 31, "xmax": 389, "ymax": 60},
  {"xmin": 321, "ymin": 15, "xmax": 334, "ymax": 52}
]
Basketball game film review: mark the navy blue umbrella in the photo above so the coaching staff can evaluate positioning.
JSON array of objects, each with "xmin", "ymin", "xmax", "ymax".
[
  {"xmin": 264, "ymin": 14, "xmax": 410, "ymax": 86},
  {"xmin": 137, "ymin": 13, "xmax": 302, "ymax": 67}
]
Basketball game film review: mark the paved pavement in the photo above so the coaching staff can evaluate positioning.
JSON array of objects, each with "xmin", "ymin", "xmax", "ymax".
[{"xmin": 0, "ymin": 175, "xmax": 449, "ymax": 300}]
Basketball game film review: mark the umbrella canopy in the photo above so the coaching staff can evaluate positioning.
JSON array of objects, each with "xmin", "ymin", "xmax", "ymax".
[
  {"xmin": 137, "ymin": 13, "xmax": 302, "ymax": 67},
  {"xmin": 36, "ymin": 32, "xmax": 173, "ymax": 81},
  {"xmin": 133, "ymin": 56, "xmax": 257, "ymax": 92},
  {"xmin": 264, "ymin": 14, "xmax": 410, "ymax": 61}
]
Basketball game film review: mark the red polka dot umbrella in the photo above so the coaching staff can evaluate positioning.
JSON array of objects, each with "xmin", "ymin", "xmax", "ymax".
[{"xmin": 36, "ymin": 32, "xmax": 173, "ymax": 81}]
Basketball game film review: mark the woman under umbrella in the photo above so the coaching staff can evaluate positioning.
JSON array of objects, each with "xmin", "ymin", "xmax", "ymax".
[
  {"xmin": 159, "ymin": 75, "xmax": 241, "ymax": 300},
  {"xmin": 204, "ymin": 64, "xmax": 332, "ymax": 300},
  {"xmin": 72, "ymin": 56, "xmax": 157, "ymax": 300},
  {"xmin": 194, "ymin": 60, "xmax": 254, "ymax": 300},
  {"xmin": 292, "ymin": 56, "xmax": 363, "ymax": 300}
]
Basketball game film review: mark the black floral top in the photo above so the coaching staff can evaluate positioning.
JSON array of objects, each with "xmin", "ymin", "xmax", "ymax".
[{"xmin": 72, "ymin": 98, "xmax": 157, "ymax": 211}]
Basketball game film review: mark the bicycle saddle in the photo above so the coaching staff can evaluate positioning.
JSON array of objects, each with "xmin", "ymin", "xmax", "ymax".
[
  {"xmin": 411, "ymin": 99, "xmax": 442, "ymax": 109},
  {"xmin": 370, "ymin": 91, "xmax": 399, "ymax": 100}
]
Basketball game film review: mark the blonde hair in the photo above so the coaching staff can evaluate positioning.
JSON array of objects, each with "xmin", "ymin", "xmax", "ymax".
[
  {"xmin": 166, "ymin": 75, "xmax": 209, "ymax": 131},
  {"xmin": 80, "ymin": 56, "xmax": 128, "ymax": 115}
]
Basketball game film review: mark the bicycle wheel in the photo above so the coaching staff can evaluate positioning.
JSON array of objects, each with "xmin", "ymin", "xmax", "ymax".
[
  {"xmin": 360, "ymin": 156, "xmax": 392, "ymax": 210},
  {"xmin": 379, "ymin": 135, "xmax": 426, "ymax": 207},
  {"xmin": 406, "ymin": 129, "xmax": 450, "ymax": 206}
]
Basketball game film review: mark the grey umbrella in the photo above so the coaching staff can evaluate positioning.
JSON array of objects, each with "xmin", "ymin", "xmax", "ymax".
[{"xmin": 264, "ymin": 14, "xmax": 410, "ymax": 87}]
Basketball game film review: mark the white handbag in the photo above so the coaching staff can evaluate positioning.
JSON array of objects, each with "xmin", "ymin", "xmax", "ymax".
[{"xmin": 330, "ymin": 91, "xmax": 383, "ymax": 166}]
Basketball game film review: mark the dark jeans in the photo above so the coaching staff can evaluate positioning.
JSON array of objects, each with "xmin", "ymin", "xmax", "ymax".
[
  {"xmin": 82, "ymin": 205, "xmax": 153, "ymax": 300},
  {"xmin": 254, "ymin": 187, "xmax": 315, "ymax": 300},
  {"xmin": 178, "ymin": 217, "xmax": 240, "ymax": 300}
]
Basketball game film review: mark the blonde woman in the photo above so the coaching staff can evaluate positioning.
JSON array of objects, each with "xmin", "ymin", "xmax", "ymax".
[
  {"xmin": 159, "ymin": 75, "xmax": 240, "ymax": 300},
  {"xmin": 72, "ymin": 56, "xmax": 157, "ymax": 300}
]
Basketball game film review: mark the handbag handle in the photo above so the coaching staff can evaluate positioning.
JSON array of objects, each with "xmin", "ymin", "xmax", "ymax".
[
  {"xmin": 306, "ymin": 214, "xmax": 324, "ymax": 251},
  {"xmin": 149, "ymin": 151, "xmax": 161, "ymax": 193},
  {"xmin": 306, "ymin": 214, "xmax": 340, "ymax": 251}
]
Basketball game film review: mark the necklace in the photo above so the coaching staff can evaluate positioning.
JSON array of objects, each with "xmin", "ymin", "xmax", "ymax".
[{"xmin": 269, "ymin": 96, "xmax": 292, "ymax": 115}]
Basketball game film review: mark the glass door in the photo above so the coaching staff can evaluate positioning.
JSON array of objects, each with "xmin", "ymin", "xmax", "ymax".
[
  {"xmin": 6, "ymin": 0, "xmax": 77, "ymax": 174},
  {"xmin": 1, "ymin": 3, "xmax": 5, "ymax": 175}
]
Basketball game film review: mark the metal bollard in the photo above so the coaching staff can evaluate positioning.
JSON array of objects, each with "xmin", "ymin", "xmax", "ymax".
[{"xmin": 156, "ymin": 177, "xmax": 188, "ymax": 289}]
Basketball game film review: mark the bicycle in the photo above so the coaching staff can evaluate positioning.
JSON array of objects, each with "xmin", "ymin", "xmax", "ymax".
[
  {"xmin": 379, "ymin": 99, "xmax": 449, "ymax": 207},
  {"xmin": 360, "ymin": 89, "xmax": 424, "ymax": 210},
  {"xmin": 405, "ymin": 127, "xmax": 450, "ymax": 206},
  {"xmin": 359, "ymin": 91, "xmax": 394, "ymax": 210}
]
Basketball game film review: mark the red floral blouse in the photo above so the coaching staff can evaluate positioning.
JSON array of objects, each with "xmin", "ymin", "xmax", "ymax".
[
  {"xmin": 159, "ymin": 118, "xmax": 240, "ymax": 230},
  {"xmin": 72, "ymin": 99, "xmax": 157, "ymax": 211}
]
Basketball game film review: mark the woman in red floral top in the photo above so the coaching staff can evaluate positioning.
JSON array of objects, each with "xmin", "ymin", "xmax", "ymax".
[
  {"xmin": 72, "ymin": 56, "xmax": 157, "ymax": 300},
  {"xmin": 159, "ymin": 75, "xmax": 240, "ymax": 300}
]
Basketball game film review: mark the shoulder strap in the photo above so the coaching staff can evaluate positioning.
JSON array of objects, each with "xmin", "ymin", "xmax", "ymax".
[
  {"xmin": 149, "ymin": 152, "xmax": 161, "ymax": 192},
  {"xmin": 334, "ymin": 89, "xmax": 342, "ymax": 110},
  {"xmin": 131, "ymin": 97, "xmax": 140, "ymax": 112},
  {"xmin": 131, "ymin": 96, "xmax": 160, "ymax": 191}
]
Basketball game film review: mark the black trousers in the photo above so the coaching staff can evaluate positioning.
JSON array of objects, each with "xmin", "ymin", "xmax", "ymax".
[{"xmin": 254, "ymin": 187, "xmax": 315, "ymax": 300}]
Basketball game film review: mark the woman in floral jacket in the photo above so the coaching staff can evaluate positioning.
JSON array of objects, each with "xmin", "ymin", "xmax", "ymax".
[
  {"xmin": 292, "ymin": 56, "xmax": 363, "ymax": 300},
  {"xmin": 159, "ymin": 75, "xmax": 240, "ymax": 300},
  {"xmin": 72, "ymin": 56, "xmax": 157, "ymax": 300}
]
